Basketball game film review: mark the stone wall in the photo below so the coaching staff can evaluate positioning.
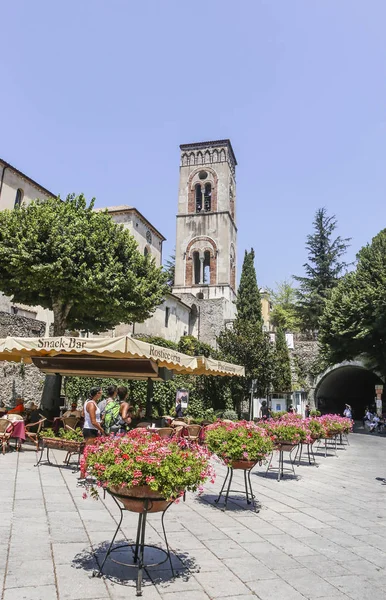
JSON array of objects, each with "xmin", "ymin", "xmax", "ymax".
[{"xmin": 0, "ymin": 312, "xmax": 46, "ymax": 408}]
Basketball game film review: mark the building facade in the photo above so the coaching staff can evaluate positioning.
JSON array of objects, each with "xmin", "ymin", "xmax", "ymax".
[{"xmin": 172, "ymin": 140, "xmax": 238, "ymax": 346}]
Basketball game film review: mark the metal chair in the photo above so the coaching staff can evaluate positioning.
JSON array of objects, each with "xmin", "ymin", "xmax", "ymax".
[
  {"xmin": 185, "ymin": 425, "xmax": 202, "ymax": 442},
  {"xmin": 0, "ymin": 418, "xmax": 14, "ymax": 454},
  {"xmin": 25, "ymin": 416, "xmax": 47, "ymax": 450},
  {"xmin": 156, "ymin": 427, "xmax": 174, "ymax": 438}
]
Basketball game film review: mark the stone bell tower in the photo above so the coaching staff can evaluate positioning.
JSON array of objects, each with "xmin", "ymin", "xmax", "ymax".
[{"xmin": 172, "ymin": 139, "xmax": 237, "ymax": 346}]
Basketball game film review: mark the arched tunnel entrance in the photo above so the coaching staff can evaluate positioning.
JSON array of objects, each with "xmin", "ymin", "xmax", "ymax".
[{"xmin": 315, "ymin": 364, "xmax": 383, "ymax": 419}]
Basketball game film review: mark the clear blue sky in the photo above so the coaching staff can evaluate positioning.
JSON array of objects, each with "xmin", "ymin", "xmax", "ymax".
[{"xmin": 2, "ymin": 1, "xmax": 386, "ymax": 289}]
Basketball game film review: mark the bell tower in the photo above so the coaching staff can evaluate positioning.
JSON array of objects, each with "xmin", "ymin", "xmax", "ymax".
[{"xmin": 172, "ymin": 139, "xmax": 237, "ymax": 345}]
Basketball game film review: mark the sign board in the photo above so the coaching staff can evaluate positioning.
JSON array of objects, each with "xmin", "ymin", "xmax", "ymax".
[{"xmin": 176, "ymin": 389, "xmax": 189, "ymax": 410}]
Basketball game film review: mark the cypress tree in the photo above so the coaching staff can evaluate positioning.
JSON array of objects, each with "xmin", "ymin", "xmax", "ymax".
[
  {"xmin": 272, "ymin": 328, "xmax": 292, "ymax": 393},
  {"xmin": 236, "ymin": 248, "xmax": 262, "ymax": 325},
  {"xmin": 218, "ymin": 249, "xmax": 273, "ymax": 413}
]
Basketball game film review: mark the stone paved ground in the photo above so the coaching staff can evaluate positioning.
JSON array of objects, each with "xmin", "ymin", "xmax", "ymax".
[{"xmin": 1, "ymin": 430, "xmax": 386, "ymax": 600}]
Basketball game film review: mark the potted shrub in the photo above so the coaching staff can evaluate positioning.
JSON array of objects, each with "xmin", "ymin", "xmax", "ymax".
[
  {"xmin": 319, "ymin": 415, "xmax": 352, "ymax": 437},
  {"xmin": 306, "ymin": 418, "xmax": 325, "ymax": 441},
  {"xmin": 262, "ymin": 417, "xmax": 307, "ymax": 451},
  {"xmin": 204, "ymin": 420, "xmax": 273, "ymax": 469},
  {"xmin": 40, "ymin": 427, "xmax": 84, "ymax": 451},
  {"xmin": 80, "ymin": 429, "xmax": 214, "ymax": 513}
]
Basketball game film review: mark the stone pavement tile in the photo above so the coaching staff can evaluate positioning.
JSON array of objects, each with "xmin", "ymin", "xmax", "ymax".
[
  {"xmin": 187, "ymin": 548, "xmax": 224, "ymax": 573},
  {"xmin": 350, "ymin": 545, "xmax": 386, "ymax": 568},
  {"xmin": 52, "ymin": 542, "xmax": 92, "ymax": 565},
  {"xmin": 193, "ymin": 568, "xmax": 250, "ymax": 598},
  {"xmin": 106, "ymin": 579, "xmax": 162, "ymax": 599},
  {"xmin": 161, "ymin": 591, "xmax": 209, "ymax": 600},
  {"xmin": 3, "ymin": 584, "xmax": 58, "ymax": 600},
  {"xmin": 318, "ymin": 527, "xmax": 366, "ymax": 548},
  {"xmin": 8, "ymin": 540, "xmax": 52, "ymax": 562},
  {"xmin": 344, "ymin": 558, "xmax": 382, "ymax": 577},
  {"xmin": 55, "ymin": 564, "xmax": 109, "ymax": 599},
  {"xmin": 201, "ymin": 539, "xmax": 250, "ymax": 560},
  {"xmin": 295, "ymin": 555, "xmax": 347, "ymax": 577},
  {"xmin": 242, "ymin": 542, "xmax": 301, "ymax": 571},
  {"xmin": 219, "ymin": 526, "xmax": 264, "ymax": 544},
  {"xmin": 262, "ymin": 533, "xmax": 317, "ymax": 557},
  {"xmin": 169, "ymin": 533, "xmax": 207, "ymax": 552},
  {"xmin": 325, "ymin": 575, "xmax": 386, "ymax": 600},
  {"xmin": 248, "ymin": 577, "xmax": 307, "ymax": 600},
  {"xmin": 5, "ymin": 559, "xmax": 55, "ymax": 589},
  {"xmin": 223, "ymin": 556, "xmax": 277, "ymax": 581},
  {"xmin": 153, "ymin": 571, "xmax": 204, "ymax": 594},
  {"xmin": 280, "ymin": 566, "xmax": 343, "ymax": 598}
]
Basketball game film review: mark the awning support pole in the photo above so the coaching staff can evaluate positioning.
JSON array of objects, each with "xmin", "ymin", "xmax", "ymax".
[{"xmin": 146, "ymin": 378, "xmax": 153, "ymax": 419}]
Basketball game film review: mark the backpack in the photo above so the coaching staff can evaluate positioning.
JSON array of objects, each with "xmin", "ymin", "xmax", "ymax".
[{"xmin": 104, "ymin": 401, "xmax": 125, "ymax": 434}]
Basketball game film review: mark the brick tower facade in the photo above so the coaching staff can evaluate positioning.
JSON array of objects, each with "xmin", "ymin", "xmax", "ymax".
[{"xmin": 172, "ymin": 139, "xmax": 237, "ymax": 347}]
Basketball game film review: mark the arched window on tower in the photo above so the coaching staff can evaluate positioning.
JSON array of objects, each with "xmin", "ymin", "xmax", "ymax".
[
  {"xmin": 203, "ymin": 251, "xmax": 211, "ymax": 284},
  {"xmin": 195, "ymin": 184, "xmax": 202, "ymax": 212},
  {"xmin": 14, "ymin": 188, "xmax": 23, "ymax": 208},
  {"xmin": 204, "ymin": 183, "xmax": 211, "ymax": 212},
  {"xmin": 193, "ymin": 251, "xmax": 201, "ymax": 284}
]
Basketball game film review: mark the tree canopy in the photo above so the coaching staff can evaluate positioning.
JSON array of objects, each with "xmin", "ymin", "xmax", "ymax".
[
  {"xmin": 319, "ymin": 229, "xmax": 386, "ymax": 378},
  {"xmin": 294, "ymin": 208, "xmax": 350, "ymax": 331},
  {"xmin": 218, "ymin": 249, "xmax": 272, "ymax": 408},
  {"xmin": 268, "ymin": 280, "xmax": 300, "ymax": 332},
  {"xmin": 0, "ymin": 194, "xmax": 168, "ymax": 335},
  {"xmin": 271, "ymin": 328, "xmax": 292, "ymax": 393}
]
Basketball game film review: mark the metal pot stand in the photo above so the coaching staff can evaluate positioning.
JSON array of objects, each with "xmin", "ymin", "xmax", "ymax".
[
  {"xmin": 93, "ymin": 489, "xmax": 175, "ymax": 597},
  {"xmin": 214, "ymin": 464, "xmax": 260, "ymax": 512}
]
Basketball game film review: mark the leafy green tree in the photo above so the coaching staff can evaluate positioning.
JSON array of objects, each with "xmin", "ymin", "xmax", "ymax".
[
  {"xmin": 294, "ymin": 208, "xmax": 350, "ymax": 331},
  {"xmin": 0, "ymin": 194, "xmax": 168, "ymax": 335},
  {"xmin": 269, "ymin": 280, "xmax": 300, "ymax": 332},
  {"xmin": 271, "ymin": 328, "xmax": 292, "ymax": 392},
  {"xmin": 319, "ymin": 229, "xmax": 386, "ymax": 378},
  {"xmin": 218, "ymin": 249, "xmax": 273, "ymax": 412}
]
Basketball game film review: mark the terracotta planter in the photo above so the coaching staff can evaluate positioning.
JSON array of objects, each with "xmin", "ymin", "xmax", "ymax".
[
  {"xmin": 275, "ymin": 441, "xmax": 298, "ymax": 452},
  {"xmin": 108, "ymin": 484, "xmax": 172, "ymax": 513},
  {"xmin": 325, "ymin": 432, "xmax": 337, "ymax": 439},
  {"xmin": 230, "ymin": 459, "xmax": 257, "ymax": 470}
]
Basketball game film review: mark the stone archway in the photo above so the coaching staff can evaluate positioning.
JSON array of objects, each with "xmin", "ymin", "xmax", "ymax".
[{"xmin": 314, "ymin": 361, "xmax": 383, "ymax": 418}]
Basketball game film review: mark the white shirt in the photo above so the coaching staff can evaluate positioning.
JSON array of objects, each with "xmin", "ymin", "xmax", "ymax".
[{"xmin": 83, "ymin": 399, "xmax": 101, "ymax": 430}]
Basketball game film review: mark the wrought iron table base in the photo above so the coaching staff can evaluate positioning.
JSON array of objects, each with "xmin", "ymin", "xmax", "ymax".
[
  {"xmin": 294, "ymin": 442, "xmax": 316, "ymax": 466},
  {"xmin": 266, "ymin": 448, "xmax": 297, "ymax": 481},
  {"xmin": 215, "ymin": 466, "xmax": 258, "ymax": 512},
  {"xmin": 94, "ymin": 491, "xmax": 175, "ymax": 597}
]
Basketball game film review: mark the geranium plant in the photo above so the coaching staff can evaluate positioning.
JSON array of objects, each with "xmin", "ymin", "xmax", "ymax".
[
  {"xmin": 261, "ymin": 415, "xmax": 308, "ymax": 445},
  {"xmin": 204, "ymin": 420, "xmax": 273, "ymax": 464},
  {"xmin": 81, "ymin": 429, "xmax": 214, "ymax": 501},
  {"xmin": 306, "ymin": 418, "xmax": 325, "ymax": 440},
  {"xmin": 319, "ymin": 415, "xmax": 353, "ymax": 436}
]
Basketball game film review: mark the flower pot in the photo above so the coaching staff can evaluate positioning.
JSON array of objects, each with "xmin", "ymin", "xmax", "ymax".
[
  {"xmin": 230, "ymin": 459, "xmax": 257, "ymax": 470},
  {"xmin": 43, "ymin": 437, "xmax": 84, "ymax": 452},
  {"xmin": 275, "ymin": 442, "xmax": 298, "ymax": 452},
  {"xmin": 108, "ymin": 484, "xmax": 172, "ymax": 513}
]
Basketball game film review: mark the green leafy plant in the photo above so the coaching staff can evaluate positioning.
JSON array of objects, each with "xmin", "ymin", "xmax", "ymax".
[
  {"xmin": 222, "ymin": 409, "xmax": 238, "ymax": 421},
  {"xmin": 204, "ymin": 421, "xmax": 273, "ymax": 464},
  {"xmin": 310, "ymin": 409, "xmax": 321, "ymax": 417},
  {"xmin": 60, "ymin": 428, "xmax": 83, "ymax": 442}
]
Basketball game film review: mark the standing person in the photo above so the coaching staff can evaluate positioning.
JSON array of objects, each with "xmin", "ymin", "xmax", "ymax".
[
  {"xmin": 104, "ymin": 386, "xmax": 132, "ymax": 434},
  {"xmin": 98, "ymin": 385, "xmax": 117, "ymax": 419},
  {"xmin": 83, "ymin": 387, "xmax": 104, "ymax": 441},
  {"xmin": 305, "ymin": 404, "xmax": 311, "ymax": 418},
  {"xmin": 175, "ymin": 397, "xmax": 184, "ymax": 419},
  {"xmin": 288, "ymin": 405, "xmax": 295, "ymax": 414},
  {"xmin": 343, "ymin": 404, "xmax": 352, "ymax": 419},
  {"xmin": 259, "ymin": 400, "xmax": 271, "ymax": 419}
]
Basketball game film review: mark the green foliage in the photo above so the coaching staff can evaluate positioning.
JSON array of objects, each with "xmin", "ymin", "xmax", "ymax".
[
  {"xmin": 310, "ymin": 409, "xmax": 321, "ymax": 417},
  {"xmin": 271, "ymin": 329, "xmax": 292, "ymax": 393},
  {"xmin": 268, "ymin": 280, "xmax": 300, "ymax": 332},
  {"xmin": 270, "ymin": 410, "xmax": 288, "ymax": 419},
  {"xmin": 319, "ymin": 228, "xmax": 386, "ymax": 378},
  {"xmin": 134, "ymin": 335, "xmax": 178, "ymax": 350},
  {"xmin": 40, "ymin": 428, "xmax": 56, "ymax": 438},
  {"xmin": 222, "ymin": 409, "xmax": 238, "ymax": 421},
  {"xmin": 218, "ymin": 249, "xmax": 273, "ymax": 408},
  {"xmin": 0, "ymin": 194, "xmax": 168, "ymax": 335},
  {"xmin": 204, "ymin": 421, "xmax": 273, "ymax": 463},
  {"xmin": 164, "ymin": 252, "xmax": 175, "ymax": 289},
  {"xmin": 307, "ymin": 418, "xmax": 324, "ymax": 439},
  {"xmin": 60, "ymin": 428, "xmax": 83, "ymax": 441},
  {"xmin": 294, "ymin": 208, "xmax": 350, "ymax": 332},
  {"xmin": 178, "ymin": 335, "xmax": 216, "ymax": 358},
  {"xmin": 236, "ymin": 249, "xmax": 262, "ymax": 325}
]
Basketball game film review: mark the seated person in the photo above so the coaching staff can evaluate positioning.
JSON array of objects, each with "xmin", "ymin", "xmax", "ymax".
[
  {"xmin": 8, "ymin": 397, "xmax": 25, "ymax": 415},
  {"xmin": 62, "ymin": 402, "xmax": 82, "ymax": 419}
]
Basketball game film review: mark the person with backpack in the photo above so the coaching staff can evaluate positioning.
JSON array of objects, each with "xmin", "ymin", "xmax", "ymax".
[
  {"xmin": 260, "ymin": 400, "xmax": 271, "ymax": 419},
  {"xmin": 104, "ymin": 386, "xmax": 132, "ymax": 434}
]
